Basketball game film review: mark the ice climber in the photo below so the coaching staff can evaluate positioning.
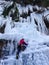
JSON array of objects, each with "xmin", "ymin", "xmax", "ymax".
[{"xmin": 16, "ymin": 38, "xmax": 28, "ymax": 59}]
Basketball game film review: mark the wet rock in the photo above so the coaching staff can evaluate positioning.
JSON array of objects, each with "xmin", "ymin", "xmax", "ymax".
[
  {"xmin": 43, "ymin": 42, "xmax": 49, "ymax": 47},
  {"xmin": 36, "ymin": 9, "xmax": 45, "ymax": 14},
  {"xmin": 3, "ymin": 56, "xmax": 8, "ymax": 60},
  {"xmin": 33, "ymin": 6, "xmax": 45, "ymax": 13},
  {"xmin": 20, "ymin": 13, "xmax": 28, "ymax": 19},
  {"xmin": 32, "ymin": 53, "xmax": 34, "ymax": 60},
  {"xmin": 20, "ymin": 9, "xmax": 32, "ymax": 19},
  {"xmin": 0, "ymin": 39, "xmax": 16, "ymax": 58},
  {"xmin": 5, "ymin": 0, "xmax": 42, "ymax": 6},
  {"xmin": 0, "ymin": 39, "xmax": 8, "ymax": 48},
  {"xmin": 0, "ymin": 39, "xmax": 8, "ymax": 58},
  {"xmin": 33, "ymin": 6, "xmax": 38, "ymax": 12},
  {"xmin": 43, "ymin": 43, "xmax": 46, "ymax": 45},
  {"xmin": 0, "ymin": 23, "xmax": 6, "ymax": 33},
  {"xmin": 33, "ymin": 0, "xmax": 42, "ymax": 6},
  {"xmin": 43, "ymin": 15, "xmax": 49, "ymax": 29},
  {"xmin": 47, "ymin": 7, "xmax": 49, "ymax": 10},
  {"xmin": 0, "ymin": 39, "xmax": 14, "ymax": 58},
  {"xmin": 34, "ymin": 19, "xmax": 38, "ymax": 26}
]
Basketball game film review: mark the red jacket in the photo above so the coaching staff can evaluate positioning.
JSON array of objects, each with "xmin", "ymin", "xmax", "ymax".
[{"xmin": 18, "ymin": 39, "xmax": 27, "ymax": 45}]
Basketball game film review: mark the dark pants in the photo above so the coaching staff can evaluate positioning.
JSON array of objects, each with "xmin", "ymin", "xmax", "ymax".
[
  {"xmin": 16, "ymin": 45, "xmax": 21, "ymax": 55},
  {"xmin": 16, "ymin": 44, "xmax": 26, "ymax": 59}
]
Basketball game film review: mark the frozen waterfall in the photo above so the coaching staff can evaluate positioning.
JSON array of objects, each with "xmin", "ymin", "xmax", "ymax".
[{"xmin": 0, "ymin": 1, "xmax": 49, "ymax": 65}]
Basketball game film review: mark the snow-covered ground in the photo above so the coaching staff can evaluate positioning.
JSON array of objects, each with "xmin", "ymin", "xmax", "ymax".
[{"xmin": 0, "ymin": 1, "xmax": 49, "ymax": 65}]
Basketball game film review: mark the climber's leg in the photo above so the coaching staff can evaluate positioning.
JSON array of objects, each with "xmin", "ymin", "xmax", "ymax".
[{"xmin": 16, "ymin": 45, "xmax": 21, "ymax": 59}]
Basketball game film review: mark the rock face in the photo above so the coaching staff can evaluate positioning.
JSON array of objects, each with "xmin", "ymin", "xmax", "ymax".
[
  {"xmin": 43, "ymin": 15, "xmax": 49, "ymax": 29},
  {"xmin": 0, "ymin": 39, "xmax": 8, "ymax": 58},
  {"xmin": 4, "ymin": 0, "xmax": 41, "ymax": 6},
  {"xmin": 0, "ymin": 23, "xmax": 6, "ymax": 33},
  {"xmin": 4, "ymin": 0, "xmax": 49, "ymax": 7},
  {"xmin": 0, "ymin": 39, "xmax": 16, "ymax": 59}
]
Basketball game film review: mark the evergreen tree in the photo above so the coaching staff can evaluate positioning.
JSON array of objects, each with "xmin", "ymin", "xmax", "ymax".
[
  {"xmin": 2, "ymin": 0, "xmax": 49, "ymax": 22},
  {"xmin": 2, "ymin": 1, "xmax": 19, "ymax": 22}
]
